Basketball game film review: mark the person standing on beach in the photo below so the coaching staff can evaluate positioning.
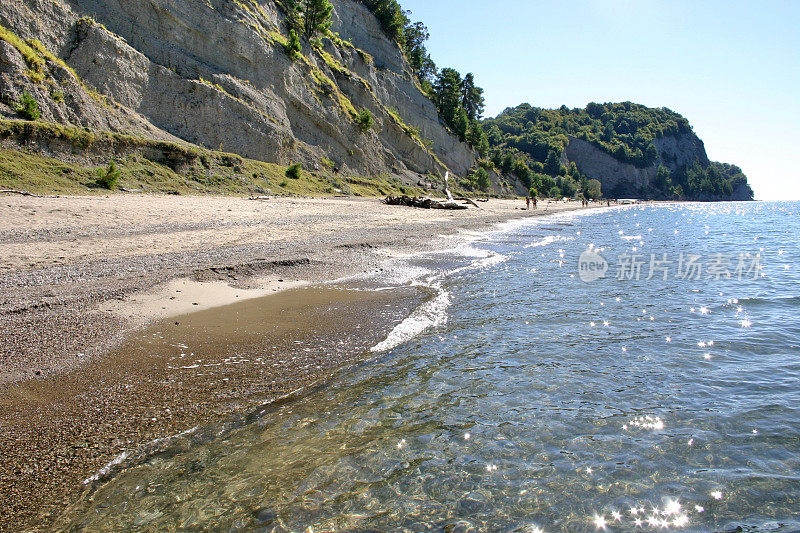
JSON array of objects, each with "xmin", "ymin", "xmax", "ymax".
[{"xmin": 526, "ymin": 196, "xmax": 531, "ymax": 210}]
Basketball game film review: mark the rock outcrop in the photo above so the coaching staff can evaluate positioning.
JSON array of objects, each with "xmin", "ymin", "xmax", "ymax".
[
  {"xmin": 0, "ymin": 0, "xmax": 475, "ymax": 183},
  {"xmin": 565, "ymin": 132, "xmax": 709, "ymax": 197}
]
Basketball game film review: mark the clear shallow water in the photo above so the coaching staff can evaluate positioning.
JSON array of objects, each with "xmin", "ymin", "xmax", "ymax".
[{"xmin": 65, "ymin": 202, "xmax": 800, "ymax": 532}]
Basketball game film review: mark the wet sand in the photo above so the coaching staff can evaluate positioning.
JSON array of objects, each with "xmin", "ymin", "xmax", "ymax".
[
  {"xmin": 0, "ymin": 194, "xmax": 587, "ymax": 531},
  {"xmin": 2, "ymin": 285, "xmax": 423, "ymax": 530}
]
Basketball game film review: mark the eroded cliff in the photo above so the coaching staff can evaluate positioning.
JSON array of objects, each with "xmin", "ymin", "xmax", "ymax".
[
  {"xmin": 565, "ymin": 132, "xmax": 709, "ymax": 197},
  {"xmin": 0, "ymin": 0, "xmax": 476, "ymax": 185}
]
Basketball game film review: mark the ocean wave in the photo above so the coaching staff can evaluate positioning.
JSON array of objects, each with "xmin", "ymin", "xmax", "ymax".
[
  {"xmin": 523, "ymin": 235, "xmax": 575, "ymax": 248},
  {"xmin": 82, "ymin": 426, "xmax": 198, "ymax": 486},
  {"xmin": 370, "ymin": 285, "xmax": 450, "ymax": 353},
  {"xmin": 449, "ymin": 251, "xmax": 507, "ymax": 276},
  {"xmin": 451, "ymin": 242, "xmax": 496, "ymax": 258},
  {"xmin": 738, "ymin": 295, "xmax": 800, "ymax": 307},
  {"xmin": 80, "ymin": 382, "xmax": 317, "ymax": 489},
  {"xmin": 340, "ymin": 211, "xmax": 599, "ymax": 353},
  {"xmin": 490, "ymin": 205, "xmax": 620, "ymax": 236}
]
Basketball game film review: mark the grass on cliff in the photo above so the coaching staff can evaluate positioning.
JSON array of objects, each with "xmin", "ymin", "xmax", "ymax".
[
  {"xmin": 0, "ymin": 121, "xmax": 423, "ymax": 197},
  {"xmin": 0, "ymin": 149, "xmax": 255, "ymax": 195},
  {"xmin": 0, "ymin": 148, "xmax": 423, "ymax": 197},
  {"xmin": 0, "ymin": 23, "xmax": 46, "ymax": 81}
]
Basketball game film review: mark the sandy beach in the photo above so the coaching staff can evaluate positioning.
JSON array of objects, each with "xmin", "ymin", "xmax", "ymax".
[{"xmin": 0, "ymin": 193, "xmax": 586, "ymax": 531}]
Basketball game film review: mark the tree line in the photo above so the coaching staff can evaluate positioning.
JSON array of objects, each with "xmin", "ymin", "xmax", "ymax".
[
  {"xmin": 356, "ymin": 1, "xmax": 489, "ymax": 156},
  {"xmin": 358, "ymin": 1, "xmax": 596, "ymax": 197}
]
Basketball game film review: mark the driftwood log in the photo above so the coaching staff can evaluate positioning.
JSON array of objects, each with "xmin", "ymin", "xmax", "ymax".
[
  {"xmin": 384, "ymin": 173, "xmax": 482, "ymax": 210},
  {"xmin": 0, "ymin": 189, "xmax": 39, "ymax": 197},
  {"xmin": 384, "ymin": 195, "xmax": 469, "ymax": 210},
  {"xmin": 454, "ymin": 196, "xmax": 481, "ymax": 208}
]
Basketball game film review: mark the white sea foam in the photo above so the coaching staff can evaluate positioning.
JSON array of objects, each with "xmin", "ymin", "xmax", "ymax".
[
  {"xmin": 490, "ymin": 205, "xmax": 618, "ymax": 236},
  {"xmin": 367, "ymin": 243, "xmax": 508, "ymax": 353},
  {"xmin": 381, "ymin": 263, "xmax": 436, "ymax": 286},
  {"xmin": 451, "ymin": 242, "xmax": 496, "ymax": 258},
  {"xmin": 83, "ymin": 451, "xmax": 130, "ymax": 485},
  {"xmin": 83, "ymin": 425, "xmax": 198, "ymax": 485},
  {"xmin": 352, "ymin": 208, "xmax": 610, "ymax": 353},
  {"xmin": 450, "ymin": 250, "xmax": 507, "ymax": 275},
  {"xmin": 370, "ymin": 285, "xmax": 450, "ymax": 353},
  {"xmin": 523, "ymin": 235, "xmax": 575, "ymax": 248},
  {"xmin": 329, "ymin": 261, "xmax": 434, "ymax": 287}
]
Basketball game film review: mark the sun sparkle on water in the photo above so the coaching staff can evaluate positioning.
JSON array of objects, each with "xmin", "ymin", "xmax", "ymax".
[{"xmin": 63, "ymin": 202, "xmax": 800, "ymax": 532}]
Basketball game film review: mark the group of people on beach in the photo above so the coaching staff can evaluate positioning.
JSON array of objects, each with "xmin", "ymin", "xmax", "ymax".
[{"xmin": 524, "ymin": 196, "xmax": 615, "ymax": 209}]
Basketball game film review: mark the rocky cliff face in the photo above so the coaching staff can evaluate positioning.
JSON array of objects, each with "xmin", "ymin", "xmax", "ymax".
[
  {"xmin": 565, "ymin": 132, "xmax": 709, "ymax": 197},
  {"xmin": 0, "ymin": 0, "xmax": 475, "ymax": 182}
]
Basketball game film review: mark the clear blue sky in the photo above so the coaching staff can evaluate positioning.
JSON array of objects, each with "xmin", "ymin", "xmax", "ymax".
[{"xmin": 399, "ymin": 0, "xmax": 800, "ymax": 200}]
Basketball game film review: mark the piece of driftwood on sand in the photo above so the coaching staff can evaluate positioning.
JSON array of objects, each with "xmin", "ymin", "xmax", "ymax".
[
  {"xmin": 454, "ymin": 196, "xmax": 481, "ymax": 208},
  {"xmin": 0, "ymin": 189, "xmax": 40, "ymax": 197},
  {"xmin": 443, "ymin": 171, "xmax": 481, "ymax": 208},
  {"xmin": 384, "ymin": 195, "xmax": 469, "ymax": 210},
  {"xmin": 384, "ymin": 171, "xmax": 480, "ymax": 210}
]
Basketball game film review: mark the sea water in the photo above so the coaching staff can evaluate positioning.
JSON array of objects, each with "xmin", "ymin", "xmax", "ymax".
[{"xmin": 65, "ymin": 202, "xmax": 800, "ymax": 532}]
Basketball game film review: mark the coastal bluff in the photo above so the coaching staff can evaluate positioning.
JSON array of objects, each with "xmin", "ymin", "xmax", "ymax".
[
  {"xmin": 0, "ymin": 0, "xmax": 475, "ymax": 183},
  {"xmin": 564, "ymin": 133, "xmax": 707, "ymax": 198}
]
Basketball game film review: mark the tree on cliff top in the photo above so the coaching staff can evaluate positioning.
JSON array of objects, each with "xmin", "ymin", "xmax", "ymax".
[
  {"xmin": 302, "ymin": 0, "xmax": 333, "ymax": 40},
  {"xmin": 358, "ymin": 1, "xmax": 437, "ymax": 86},
  {"xmin": 404, "ymin": 21, "xmax": 436, "ymax": 83},
  {"xmin": 282, "ymin": 0, "xmax": 303, "ymax": 33},
  {"xmin": 482, "ymin": 102, "xmax": 692, "ymax": 169},
  {"xmin": 433, "ymin": 68, "xmax": 463, "ymax": 128},
  {"xmin": 461, "ymin": 73, "xmax": 485, "ymax": 121}
]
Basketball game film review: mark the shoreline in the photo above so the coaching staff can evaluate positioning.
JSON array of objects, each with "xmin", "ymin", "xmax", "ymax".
[{"xmin": 0, "ymin": 193, "xmax": 594, "ymax": 531}]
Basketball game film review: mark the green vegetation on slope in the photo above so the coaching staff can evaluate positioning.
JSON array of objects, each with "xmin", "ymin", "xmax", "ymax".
[
  {"xmin": 481, "ymin": 102, "xmax": 753, "ymax": 200},
  {"xmin": 0, "ymin": 23, "xmax": 46, "ymax": 82},
  {"xmin": 686, "ymin": 161, "xmax": 754, "ymax": 200},
  {"xmin": 484, "ymin": 102, "xmax": 691, "ymax": 170},
  {"xmin": 268, "ymin": 1, "xmax": 439, "ymax": 158},
  {"xmin": 0, "ymin": 120, "xmax": 423, "ymax": 197}
]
